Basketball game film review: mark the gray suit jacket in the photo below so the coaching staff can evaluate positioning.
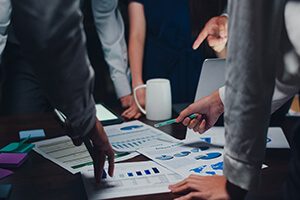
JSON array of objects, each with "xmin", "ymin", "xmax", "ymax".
[
  {"xmin": 224, "ymin": 0, "xmax": 300, "ymax": 190},
  {"xmin": 11, "ymin": 0, "xmax": 96, "ymax": 139}
]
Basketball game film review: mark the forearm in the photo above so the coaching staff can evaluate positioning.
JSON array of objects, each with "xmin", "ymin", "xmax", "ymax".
[
  {"xmin": 0, "ymin": 0, "xmax": 11, "ymax": 60},
  {"xmin": 129, "ymin": 37, "xmax": 144, "ymax": 88},
  {"xmin": 128, "ymin": 3, "xmax": 145, "ymax": 88},
  {"xmin": 11, "ymin": 0, "xmax": 96, "ymax": 139},
  {"xmin": 92, "ymin": 0, "xmax": 131, "ymax": 98}
]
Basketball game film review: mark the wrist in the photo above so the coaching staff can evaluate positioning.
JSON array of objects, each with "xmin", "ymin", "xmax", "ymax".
[
  {"xmin": 132, "ymin": 81, "xmax": 144, "ymax": 89},
  {"xmin": 211, "ymin": 90, "xmax": 224, "ymax": 114}
]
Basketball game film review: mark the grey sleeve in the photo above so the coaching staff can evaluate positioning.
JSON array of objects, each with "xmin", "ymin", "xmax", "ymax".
[
  {"xmin": 11, "ymin": 0, "xmax": 96, "ymax": 139},
  {"xmin": 92, "ymin": 0, "xmax": 131, "ymax": 98},
  {"xmin": 224, "ymin": 0, "xmax": 286, "ymax": 190},
  {"xmin": 0, "ymin": 0, "xmax": 11, "ymax": 61}
]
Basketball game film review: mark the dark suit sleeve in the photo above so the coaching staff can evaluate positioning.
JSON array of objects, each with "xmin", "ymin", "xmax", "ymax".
[{"xmin": 11, "ymin": 0, "xmax": 96, "ymax": 139}]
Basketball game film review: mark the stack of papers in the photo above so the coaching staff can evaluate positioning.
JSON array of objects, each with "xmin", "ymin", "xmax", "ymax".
[{"xmin": 32, "ymin": 120, "xmax": 288, "ymax": 199}]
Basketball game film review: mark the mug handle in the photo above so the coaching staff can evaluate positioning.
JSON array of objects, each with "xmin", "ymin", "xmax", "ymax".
[{"xmin": 133, "ymin": 85, "xmax": 147, "ymax": 114}]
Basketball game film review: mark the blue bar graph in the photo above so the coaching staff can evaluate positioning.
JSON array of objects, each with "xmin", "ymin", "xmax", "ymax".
[
  {"xmin": 127, "ymin": 172, "xmax": 133, "ymax": 177},
  {"xmin": 152, "ymin": 167, "xmax": 160, "ymax": 174},
  {"xmin": 136, "ymin": 171, "xmax": 142, "ymax": 176}
]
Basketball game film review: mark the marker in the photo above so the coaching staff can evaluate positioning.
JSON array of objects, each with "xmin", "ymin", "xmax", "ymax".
[{"xmin": 154, "ymin": 114, "xmax": 198, "ymax": 128}]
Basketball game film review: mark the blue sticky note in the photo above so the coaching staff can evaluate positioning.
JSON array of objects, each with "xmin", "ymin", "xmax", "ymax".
[
  {"xmin": 0, "ymin": 184, "xmax": 12, "ymax": 199},
  {"xmin": 19, "ymin": 129, "xmax": 45, "ymax": 140}
]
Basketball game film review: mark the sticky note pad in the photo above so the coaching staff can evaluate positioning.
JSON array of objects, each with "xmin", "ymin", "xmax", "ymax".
[
  {"xmin": 19, "ymin": 129, "xmax": 45, "ymax": 140},
  {"xmin": 0, "ymin": 184, "xmax": 12, "ymax": 199},
  {"xmin": 0, "ymin": 168, "xmax": 13, "ymax": 180},
  {"xmin": 0, "ymin": 143, "xmax": 35, "ymax": 153},
  {"xmin": 0, "ymin": 153, "xmax": 28, "ymax": 168}
]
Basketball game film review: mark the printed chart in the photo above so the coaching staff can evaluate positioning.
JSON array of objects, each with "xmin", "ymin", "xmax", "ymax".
[
  {"xmin": 104, "ymin": 120, "xmax": 179, "ymax": 152},
  {"xmin": 34, "ymin": 136, "xmax": 139, "ymax": 174},
  {"xmin": 81, "ymin": 161, "xmax": 183, "ymax": 200},
  {"xmin": 138, "ymin": 142, "xmax": 224, "ymax": 177},
  {"xmin": 185, "ymin": 127, "xmax": 290, "ymax": 148}
]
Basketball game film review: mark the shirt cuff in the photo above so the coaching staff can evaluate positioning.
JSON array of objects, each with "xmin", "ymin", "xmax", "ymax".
[
  {"xmin": 223, "ymin": 149, "xmax": 262, "ymax": 191},
  {"xmin": 113, "ymin": 75, "xmax": 132, "ymax": 98},
  {"xmin": 219, "ymin": 86, "xmax": 226, "ymax": 105},
  {"xmin": 67, "ymin": 98, "xmax": 97, "ymax": 139}
]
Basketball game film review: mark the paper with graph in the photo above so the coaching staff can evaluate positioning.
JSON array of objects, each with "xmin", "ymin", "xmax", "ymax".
[
  {"xmin": 138, "ymin": 142, "xmax": 224, "ymax": 177},
  {"xmin": 81, "ymin": 161, "xmax": 183, "ymax": 200},
  {"xmin": 104, "ymin": 120, "xmax": 179, "ymax": 152}
]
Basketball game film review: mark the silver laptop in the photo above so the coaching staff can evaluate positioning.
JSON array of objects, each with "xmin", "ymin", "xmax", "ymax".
[
  {"xmin": 194, "ymin": 58, "xmax": 226, "ymax": 101},
  {"xmin": 172, "ymin": 58, "xmax": 226, "ymax": 114}
]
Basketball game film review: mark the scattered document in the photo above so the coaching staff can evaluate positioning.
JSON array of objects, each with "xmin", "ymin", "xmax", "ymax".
[
  {"xmin": 104, "ymin": 120, "xmax": 179, "ymax": 152},
  {"xmin": 34, "ymin": 136, "xmax": 139, "ymax": 174},
  {"xmin": 138, "ymin": 142, "xmax": 224, "ymax": 177},
  {"xmin": 185, "ymin": 127, "xmax": 290, "ymax": 148},
  {"xmin": 81, "ymin": 161, "xmax": 183, "ymax": 200}
]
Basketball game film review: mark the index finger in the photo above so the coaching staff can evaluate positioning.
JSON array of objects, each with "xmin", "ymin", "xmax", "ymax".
[
  {"xmin": 93, "ymin": 149, "xmax": 105, "ymax": 183},
  {"xmin": 106, "ymin": 147, "xmax": 115, "ymax": 177},
  {"xmin": 176, "ymin": 105, "xmax": 195, "ymax": 123},
  {"xmin": 192, "ymin": 28, "xmax": 208, "ymax": 50}
]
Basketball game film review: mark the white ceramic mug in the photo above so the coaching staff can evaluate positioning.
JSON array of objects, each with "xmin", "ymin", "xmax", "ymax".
[{"xmin": 133, "ymin": 78, "xmax": 172, "ymax": 121}]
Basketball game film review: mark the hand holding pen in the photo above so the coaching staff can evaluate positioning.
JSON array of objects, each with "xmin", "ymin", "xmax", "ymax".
[{"xmin": 154, "ymin": 90, "xmax": 224, "ymax": 134}]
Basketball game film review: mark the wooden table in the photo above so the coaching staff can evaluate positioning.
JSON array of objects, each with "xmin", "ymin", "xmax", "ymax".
[{"xmin": 0, "ymin": 110, "xmax": 298, "ymax": 200}]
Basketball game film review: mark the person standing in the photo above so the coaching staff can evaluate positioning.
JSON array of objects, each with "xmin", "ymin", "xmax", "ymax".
[
  {"xmin": 169, "ymin": 0, "xmax": 300, "ymax": 199},
  {"xmin": 9, "ymin": 0, "xmax": 114, "ymax": 182}
]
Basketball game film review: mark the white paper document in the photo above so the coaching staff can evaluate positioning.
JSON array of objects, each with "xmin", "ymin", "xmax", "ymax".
[
  {"xmin": 104, "ymin": 120, "xmax": 179, "ymax": 152},
  {"xmin": 186, "ymin": 127, "xmax": 290, "ymax": 148},
  {"xmin": 138, "ymin": 142, "xmax": 224, "ymax": 177},
  {"xmin": 34, "ymin": 136, "xmax": 139, "ymax": 174},
  {"xmin": 81, "ymin": 161, "xmax": 183, "ymax": 200}
]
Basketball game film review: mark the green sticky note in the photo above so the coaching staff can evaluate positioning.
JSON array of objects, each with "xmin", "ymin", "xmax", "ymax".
[{"xmin": 0, "ymin": 143, "xmax": 35, "ymax": 153}]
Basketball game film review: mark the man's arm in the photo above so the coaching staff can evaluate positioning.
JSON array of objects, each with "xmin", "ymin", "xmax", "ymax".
[
  {"xmin": 224, "ymin": 0, "xmax": 286, "ymax": 190},
  {"xmin": 0, "ymin": 0, "xmax": 11, "ymax": 62},
  {"xmin": 11, "ymin": 0, "xmax": 96, "ymax": 138},
  {"xmin": 11, "ymin": 0, "xmax": 114, "ymax": 181},
  {"xmin": 92, "ymin": 0, "xmax": 131, "ymax": 100}
]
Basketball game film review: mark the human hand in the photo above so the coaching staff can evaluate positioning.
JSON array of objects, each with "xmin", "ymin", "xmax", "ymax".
[
  {"xmin": 121, "ymin": 87, "xmax": 145, "ymax": 119},
  {"xmin": 193, "ymin": 15, "xmax": 228, "ymax": 54},
  {"xmin": 120, "ymin": 94, "xmax": 133, "ymax": 108},
  {"xmin": 169, "ymin": 175, "xmax": 230, "ymax": 200},
  {"xmin": 121, "ymin": 102, "xmax": 142, "ymax": 119},
  {"xmin": 86, "ymin": 120, "xmax": 114, "ymax": 183},
  {"xmin": 176, "ymin": 90, "xmax": 224, "ymax": 134}
]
